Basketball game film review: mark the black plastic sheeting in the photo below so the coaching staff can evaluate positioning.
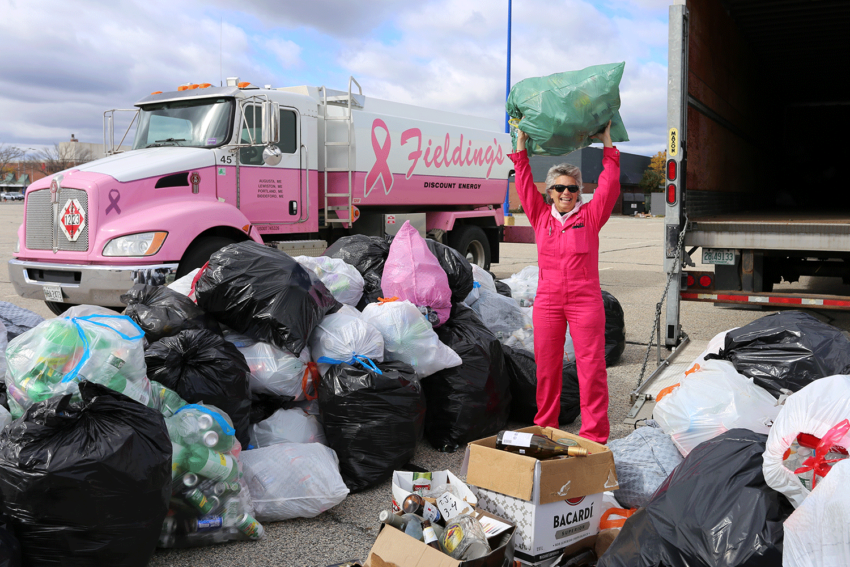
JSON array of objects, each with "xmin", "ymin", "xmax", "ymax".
[
  {"xmin": 145, "ymin": 329, "xmax": 252, "ymax": 448},
  {"xmin": 425, "ymin": 239, "xmax": 474, "ymax": 304},
  {"xmin": 502, "ymin": 346, "xmax": 580, "ymax": 425},
  {"xmin": 494, "ymin": 280, "xmax": 513, "ymax": 298},
  {"xmin": 195, "ymin": 241, "xmax": 338, "ymax": 356},
  {"xmin": 121, "ymin": 284, "xmax": 221, "ymax": 343},
  {"xmin": 0, "ymin": 516, "xmax": 20, "ymax": 567},
  {"xmin": 598, "ymin": 429, "xmax": 793, "ymax": 567},
  {"xmin": 424, "ymin": 304, "xmax": 512, "ymax": 452},
  {"xmin": 319, "ymin": 360, "xmax": 425, "ymax": 493},
  {"xmin": 323, "ymin": 235, "xmax": 392, "ymax": 310},
  {"xmin": 0, "ymin": 382, "xmax": 171, "ymax": 567},
  {"xmin": 709, "ymin": 310, "xmax": 850, "ymax": 398},
  {"xmin": 602, "ymin": 290, "xmax": 626, "ymax": 366}
]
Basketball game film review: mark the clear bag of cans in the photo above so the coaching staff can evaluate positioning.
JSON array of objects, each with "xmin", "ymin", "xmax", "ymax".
[{"xmin": 161, "ymin": 403, "xmax": 265, "ymax": 547}]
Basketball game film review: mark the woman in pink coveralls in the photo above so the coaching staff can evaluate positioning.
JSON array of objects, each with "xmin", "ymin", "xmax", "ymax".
[{"xmin": 509, "ymin": 122, "xmax": 620, "ymax": 443}]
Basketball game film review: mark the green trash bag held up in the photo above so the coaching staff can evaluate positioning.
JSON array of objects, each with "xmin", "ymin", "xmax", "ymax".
[{"xmin": 506, "ymin": 62, "xmax": 629, "ymax": 156}]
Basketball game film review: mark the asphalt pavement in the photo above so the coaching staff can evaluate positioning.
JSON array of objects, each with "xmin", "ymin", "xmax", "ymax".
[{"xmin": 2, "ymin": 202, "xmax": 849, "ymax": 566}]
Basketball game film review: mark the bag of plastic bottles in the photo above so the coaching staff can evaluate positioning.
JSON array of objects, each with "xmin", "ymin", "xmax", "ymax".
[
  {"xmin": 425, "ymin": 239, "xmax": 474, "ymax": 304},
  {"xmin": 250, "ymin": 407, "xmax": 327, "ymax": 447},
  {"xmin": 295, "ymin": 255, "xmax": 365, "ymax": 307},
  {"xmin": 653, "ymin": 359, "xmax": 781, "ymax": 457},
  {"xmin": 121, "ymin": 283, "xmax": 221, "ymax": 342},
  {"xmin": 606, "ymin": 425, "xmax": 683, "ymax": 509},
  {"xmin": 0, "ymin": 381, "xmax": 172, "ymax": 567},
  {"xmin": 148, "ymin": 380, "xmax": 188, "ymax": 418},
  {"xmin": 602, "ymin": 290, "xmax": 626, "ymax": 366},
  {"xmin": 783, "ymin": 459, "xmax": 850, "ymax": 567},
  {"xmin": 710, "ymin": 311, "xmax": 850, "ymax": 398},
  {"xmin": 310, "ymin": 306, "xmax": 385, "ymax": 374},
  {"xmin": 469, "ymin": 289, "xmax": 533, "ymax": 347},
  {"xmin": 323, "ymin": 234, "xmax": 392, "ymax": 309},
  {"xmin": 360, "ymin": 300, "xmax": 462, "ymax": 379},
  {"xmin": 382, "ymin": 222, "xmax": 453, "ymax": 327},
  {"xmin": 506, "ymin": 62, "xmax": 629, "ymax": 156},
  {"xmin": 164, "ymin": 403, "xmax": 265, "ymax": 547},
  {"xmin": 240, "ymin": 442, "xmax": 349, "ymax": 521},
  {"xmin": 597, "ymin": 430, "xmax": 793, "ymax": 567},
  {"xmin": 762, "ymin": 374, "xmax": 850, "ymax": 509},
  {"xmin": 4, "ymin": 314, "xmax": 151, "ymax": 419},
  {"xmin": 502, "ymin": 346, "xmax": 581, "ymax": 425},
  {"xmin": 145, "ymin": 329, "xmax": 252, "ymax": 448},
  {"xmin": 501, "ymin": 266, "xmax": 538, "ymax": 307},
  {"xmin": 225, "ymin": 332, "xmax": 315, "ymax": 401},
  {"xmin": 0, "ymin": 301, "xmax": 44, "ymax": 342},
  {"xmin": 319, "ymin": 360, "xmax": 426, "ymax": 492},
  {"xmin": 194, "ymin": 241, "xmax": 338, "ymax": 356},
  {"xmin": 424, "ymin": 304, "xmax": 512, "ymax": 452}
]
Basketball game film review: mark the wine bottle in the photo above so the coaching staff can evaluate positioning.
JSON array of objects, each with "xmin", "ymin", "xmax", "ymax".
[{"xmin": 495, "ymin": 430, "xmax": 588, "ymax": 459}]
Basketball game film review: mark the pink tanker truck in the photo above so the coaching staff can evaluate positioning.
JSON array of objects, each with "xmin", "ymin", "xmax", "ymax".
[{"xmin": 10, "ymin": 77, "xmax": 512, "ymax": 314}]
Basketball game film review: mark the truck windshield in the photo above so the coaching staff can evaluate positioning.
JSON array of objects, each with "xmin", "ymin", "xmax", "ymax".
[{"xmin": 133, "ymin": 98, "xmax": 234, "ymax": 150}]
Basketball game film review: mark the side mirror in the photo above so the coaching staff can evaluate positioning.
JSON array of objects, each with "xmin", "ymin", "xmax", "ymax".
[
  {"xmin": 263, "ymin": 145, "xmax": 282, "ymax": 166},
  {"xmin": 261, "ymin": 101, "xmax": 280, "ymax": 145}
]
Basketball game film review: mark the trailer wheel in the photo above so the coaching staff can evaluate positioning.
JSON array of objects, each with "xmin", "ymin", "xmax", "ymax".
[
  {"xmin": 177, "ymin": 236, "xmax": 235, "ymax": 278},
  {"xmin": 449, "ymin": 225, "xmax": 491, "ymax": 270},
  {"xmin": 44, "ymin": 301, "xmax": 75, "ymax": 316}
]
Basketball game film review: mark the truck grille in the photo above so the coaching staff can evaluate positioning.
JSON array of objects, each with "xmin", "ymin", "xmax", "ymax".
[{"xmin": 25, "ymin": 188, "xmax": 90, "ymax": 252}]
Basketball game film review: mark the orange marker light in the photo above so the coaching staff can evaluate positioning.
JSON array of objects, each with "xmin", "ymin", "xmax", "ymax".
[
  {"xmin": 237, "ymin": 82, "xmax": 251, "ymax": 88},
  {"xmin": 150, "ymin": 91, "xmax": 163, "ymax": 95},
  {"xmin": 177, "ymin": 85, "xmax": 189, "ymax": 91},
  {"xmin": 198, "ymin": 83, "xmax": 212, "ymax": 89}
]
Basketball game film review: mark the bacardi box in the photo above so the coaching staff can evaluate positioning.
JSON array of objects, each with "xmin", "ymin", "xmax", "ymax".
[
  {"xmin": 364, "ymin": 508, "xmax": 516, "ymax": 567},
  {"xmin": 461, "ymin": 427, "xmax": 618, "ymax": 566}
]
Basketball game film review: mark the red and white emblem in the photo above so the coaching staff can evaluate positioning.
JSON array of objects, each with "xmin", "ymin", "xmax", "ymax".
[
  {"xmin": 49, "ymin": 177, "xmax": 60, "ymax": 204},
  {"xmin": 190, "ymin": 172, "xmax": 201, "ymax": 193},
  {"xmin": 59, "ymin": 199, "xmax": 86, "ymax": 241}
]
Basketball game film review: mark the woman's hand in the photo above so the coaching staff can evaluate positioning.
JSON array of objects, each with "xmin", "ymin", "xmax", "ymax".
[
  {"xmin": 591, "ymin": 120, "xmax": 613, "ymax": 148},
  {"xmin": 516, "ymin": 127, "xmax": 529, "ymax": 151}
]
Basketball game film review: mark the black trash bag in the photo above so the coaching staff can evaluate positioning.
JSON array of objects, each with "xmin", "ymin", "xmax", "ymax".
[
  {"xmin": 318, "ymin": 360, "xmax": 425, "ymax": 493},
  {"xmin": 195, "ymin": 241, "xmax": 338, "ymax": 356},
  {"xmin": 0, "ymin": 302, "xmax": 44, "ymax": 342},
  {"xmin": 0, "ymin": 385, "xmax": 7, "ymax": 413},
  {"xmin": 424, "ymin": 304, "xmax": 512, "ymax": 452},
  {"xmin": 120, "ymin": 283, "xmax": 221, "ymax": 343},
  {"xmin": 425, "ymin": 239, "xmax": 474, "ymax": 304},
  {"xmin": 502, "ymin": 347, "xmax": 580, "ymax": 425},
  {"xmin": 602, "ymin": 290, "xmax": 626, "ymax": 366},
  {"xmin": 0, "ymin": 515, "xmax": 21, "ymax": 567},
  {"xmin": 248, "ymin": 392, "xmax": 293, "ymax": 425},
  {"xmin": 0, "ymin": 382, "xmax": 171, "ymax": 567},
  {"xmin": 598, "ymin": 429, "xmax": 793, "ymax": 567},
  {"xmin": 708, "ymin": 310, "xmax": 850, "ymax": 398},
  {"xmin": 323, "ymin": 235, "xmax": 392, "ymax": 310},
  {"xmin": 494, "ymin": 280, "xmax": 513, "ymax": 298},
  {"xmin": 145, "ymin": 329, "xmax": 252, "ymax": 448}
]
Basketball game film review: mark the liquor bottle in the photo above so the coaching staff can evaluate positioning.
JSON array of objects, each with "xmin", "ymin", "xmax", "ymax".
[
  {"xmin": 422, "ymin": 520, "xmax": 441, "ymax": 551},
  {"xmin": 378, "ymin": 509, "xmax": 406, "ymax": 530},
  {"xmin": 496, "ymin": 430, "xmax": 588, "ymax": 459},
  {"xmin": 187, "ymin": 445, "xmax": 238, "ymax": 482}
]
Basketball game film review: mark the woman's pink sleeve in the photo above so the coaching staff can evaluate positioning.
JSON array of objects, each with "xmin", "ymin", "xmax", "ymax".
[
  {"xmin": 587, "ymin": 147, "xmax": 622, "ymax": 229},
  {"xmin": 508, "ymin": 150, "xmax": 546, "ymax": 226}
]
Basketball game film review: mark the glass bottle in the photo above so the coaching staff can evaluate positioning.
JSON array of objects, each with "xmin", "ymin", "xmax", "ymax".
[{"xmin": 496, "ymin": 430, "xmax": 588, "ymax": 459}]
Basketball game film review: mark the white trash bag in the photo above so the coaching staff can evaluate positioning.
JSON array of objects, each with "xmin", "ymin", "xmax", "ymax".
[
  {"xmin": 295, "ymin": 255, "xmax": 365, "ymax": 307},
  {"xmin": 241, "ymin": 442, "xmax": 349, "ymax": 521},
  {"xmin": 250, "ymin": 408, "xmax": 327, "ymax": 447},
  {"xmin": 762, "ymin": 374, "xmax": 850, "ymax": 508},
  {"xmin": 310, "ymin": 305, "xmax": 384, "ymax": 372},
  {"xmin": 654, "ymin": 359, "xmax": 781, "ymax": 457},
  {"xmin": 360, "ymin": 300, "xmax": 461, "ymax": 379},
  {"xmin": 168, "ymin": 267, "xmax": 200, "ymax": 300},
  {"xmin": 225, "ymin": 332, "xmax": 314, "ymax": 401},
  {"xmin": 470, "ymin": 289, "xmax": 532, "ymax": 345},
  {"xmin": 502, "ymin": 266, "xmax": 539, "ymax": 307},
  {"xmin": 783, "ymin": 459, "xmax": 850, "ymax": 567}
]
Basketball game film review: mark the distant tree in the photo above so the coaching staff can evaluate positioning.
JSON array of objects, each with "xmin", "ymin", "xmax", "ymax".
[
  {"xmin": 0, "ymin": 144, "xmax": 25, "ymax": 178},
  {"xmin": 36, "ymin": 143, "xmax": 94, "ymax": 175},
  {"xmin": 639, "ymin": 150, "xmax": 667, "ymax": 192}
]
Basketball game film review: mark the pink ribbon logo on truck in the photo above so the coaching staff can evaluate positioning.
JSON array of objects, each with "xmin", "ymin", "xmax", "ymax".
[{"xmin": 364, "ymin": 119, "xmax": 506, "ymax": 198}]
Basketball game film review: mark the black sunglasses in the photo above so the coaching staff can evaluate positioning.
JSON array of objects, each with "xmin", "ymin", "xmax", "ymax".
[{"xmin": 550, "ymin": 184, "xmax": 580, "ymax": 194}]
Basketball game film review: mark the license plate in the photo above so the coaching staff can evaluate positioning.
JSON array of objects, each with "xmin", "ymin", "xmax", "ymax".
[
  {"xmin": 702, "ymin": 248, "xmax": 736, "ymax": 265},
  {"xmin": 43, "ymin": 285, "xmax": 64, "ymax": 302}
]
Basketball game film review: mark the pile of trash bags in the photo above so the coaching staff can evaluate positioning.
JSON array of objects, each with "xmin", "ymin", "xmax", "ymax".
[{"xmin": 598, "ymin": 310, "xmax": 850, "ymax": 567}]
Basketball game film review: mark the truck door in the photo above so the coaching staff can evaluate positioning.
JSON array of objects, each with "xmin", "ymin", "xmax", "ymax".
[{"xmin": 236, "ymin": 104, "xmax": 303, "ymax": 225}]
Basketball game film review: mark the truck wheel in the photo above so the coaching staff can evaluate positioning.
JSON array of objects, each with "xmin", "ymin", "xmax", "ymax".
[
  {"xmin": 177, "ymin": 236, "xmax": 235, "ymax": 278},
  {"xmin": 45, "ymin": 301, "xmax": 75, "ymax": 316},
  {"xmin": 449, "ymin": 225, "xmax": 491, "ymax": 270}
]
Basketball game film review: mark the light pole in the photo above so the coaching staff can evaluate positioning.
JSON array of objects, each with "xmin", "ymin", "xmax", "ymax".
[{"xmin": 503, "ymin": 0, "xmax": 513, "ymax": 220}]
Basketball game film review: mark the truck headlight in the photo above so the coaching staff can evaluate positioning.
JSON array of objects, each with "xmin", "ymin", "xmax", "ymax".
[
  {"xmin": 14, "ymin": 236, "xmax": 20, "ymax": 253},
  {"xmin": 103, "ymin": 232, "xmax": 167, "ymax": 257}
]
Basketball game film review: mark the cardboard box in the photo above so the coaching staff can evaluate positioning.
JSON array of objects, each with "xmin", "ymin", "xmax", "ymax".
[
  {"xmin": 364, "ymin": 509, "xmax": 516, "ymax": 567},
  {"xmin": 391, "ymin": 470, "xmax": 478, "ymax": 520},
  {"xmin": 461, "ymin": 427, "xmax": 618, "ymax": 566}
]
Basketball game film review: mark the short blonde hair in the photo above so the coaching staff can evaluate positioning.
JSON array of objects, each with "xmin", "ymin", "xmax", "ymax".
[{"xmin": 544, "ymin": 164, "xmax": 583, "ymax": 205}]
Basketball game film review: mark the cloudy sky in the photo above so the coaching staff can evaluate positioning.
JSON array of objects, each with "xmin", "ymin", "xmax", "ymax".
[{"xmin": 0, "ymin": 0, "xmax": 669, "ymax": 157}]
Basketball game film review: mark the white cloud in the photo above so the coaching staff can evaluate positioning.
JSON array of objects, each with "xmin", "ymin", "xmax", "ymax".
[{"xmin": 265, "ymin": 38, "xmax": 303, "ymax": 69}]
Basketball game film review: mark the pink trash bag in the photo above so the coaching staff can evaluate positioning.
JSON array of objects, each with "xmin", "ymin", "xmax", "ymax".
[{"xmin": 382, "ymin": 221, "xmax": 452, "ymax": 327}]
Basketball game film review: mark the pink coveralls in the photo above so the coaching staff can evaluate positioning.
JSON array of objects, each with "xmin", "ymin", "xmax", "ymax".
[{"xmin": 508, "ymin": 147, "xmax": 621, "ymax": 443}]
